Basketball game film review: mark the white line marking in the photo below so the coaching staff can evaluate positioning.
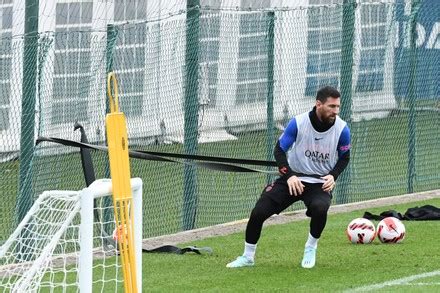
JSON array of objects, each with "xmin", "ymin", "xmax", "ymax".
[
  {"xmin": 345, "ymin": 270, "xmax": 440, "ymax": 292},
  {"xmin": 403, "ymin": 283, "xmax": 440, "ymax": 286}
]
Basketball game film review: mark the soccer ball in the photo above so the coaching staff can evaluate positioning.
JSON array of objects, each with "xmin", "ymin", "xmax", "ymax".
[
  {"xmin": 112, "ymin": 224, "xmax": 127, "ymax": 243},
  {"xmin": 346, "ymin": 218, "xmax": 376, "ymax": 244},
  {"xmin": 377, "ymin": 217, "xmax": 406, "ymax": 243}
]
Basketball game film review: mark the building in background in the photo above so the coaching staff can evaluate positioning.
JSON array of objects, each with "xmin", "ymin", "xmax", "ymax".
[{"xmin": 2, "ymin": 0, "xmax": 437, "ymax": 156}]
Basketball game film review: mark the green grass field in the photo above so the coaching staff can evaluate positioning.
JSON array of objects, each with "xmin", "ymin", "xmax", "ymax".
[
  {"xmin": 14, "ymin": 197, "xmax": 440, "ymax": 292},
  {"xmin": 141, "ymin": 198, "xmax": 440, "ymax": 292}
]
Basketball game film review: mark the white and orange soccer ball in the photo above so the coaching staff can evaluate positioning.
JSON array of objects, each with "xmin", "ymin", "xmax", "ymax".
[
  {"xmin": 346, "ymin": 218, "xmax": 376, "ymax": 244},
  {"xmin": 377, "ymin": 217, "xmax": 406, "ymax": 243},
  {"xmin": 112, "ymin": 224, "xmax": 127, "ymax": 243}
]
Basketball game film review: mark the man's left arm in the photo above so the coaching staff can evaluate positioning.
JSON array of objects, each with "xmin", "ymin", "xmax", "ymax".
[
  {"xmin": 329, "ymin": 125, "xmax": 351, "ymax": 181},
  {"xmin": 322, "ymin": 125, "xmax": 351, "ymax": 192}
]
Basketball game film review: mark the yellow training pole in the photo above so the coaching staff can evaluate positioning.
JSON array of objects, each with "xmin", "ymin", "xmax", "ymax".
[{"xmin": 106, "ymin": 72, "xmax": 138, "ymax": 293}]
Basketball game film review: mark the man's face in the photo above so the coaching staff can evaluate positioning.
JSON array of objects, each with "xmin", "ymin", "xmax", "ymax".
[{"xmin": 316, "ymin": 96, "xmax": 340, "ymax": 124}]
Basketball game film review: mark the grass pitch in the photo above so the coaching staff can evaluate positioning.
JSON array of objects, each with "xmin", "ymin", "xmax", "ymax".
[{"xmin": 141, "ymin": 198, "xmax": 440, "ymax": 292}]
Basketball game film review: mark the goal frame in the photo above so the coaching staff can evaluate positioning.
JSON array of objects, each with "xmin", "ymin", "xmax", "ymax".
[
  {"xmin": 0, "ymin": 177, "xmax": 143, "ymax": 292},
  {"xmin": 79, "ymin": 178, "xmax": 143, "ymax": 292}
]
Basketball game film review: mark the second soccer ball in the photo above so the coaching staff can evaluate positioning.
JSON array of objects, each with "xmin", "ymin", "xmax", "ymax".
[{"xmin": 377, "ymin": 217, "xmax": 406, "ymax": 243}]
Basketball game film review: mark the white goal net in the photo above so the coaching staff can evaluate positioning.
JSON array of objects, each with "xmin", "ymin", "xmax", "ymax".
[{"xmin": 0, "ymin": 178, "xmax": 143, "ymax": 292}]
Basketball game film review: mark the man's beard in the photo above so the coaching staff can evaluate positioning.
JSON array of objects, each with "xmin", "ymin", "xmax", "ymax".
[{"xmin": 324, "ymin": 115, "xmax": 336, "ymax": 124}]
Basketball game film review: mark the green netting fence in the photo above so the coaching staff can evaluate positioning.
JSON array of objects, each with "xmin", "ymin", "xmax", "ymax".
[{"xmin": 0, "ymin": 0, "xmax": 439, "ymax": 242}]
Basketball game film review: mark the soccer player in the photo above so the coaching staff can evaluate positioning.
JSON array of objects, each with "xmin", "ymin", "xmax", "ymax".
[{"xmin": 226, "ymin": 86, "xmax": 351, "ymax": 269}]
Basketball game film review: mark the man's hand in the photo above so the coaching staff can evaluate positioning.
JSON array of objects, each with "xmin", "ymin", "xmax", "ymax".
[
  {"xmin": 287, "ymin": 176, "xmax": 305, "ymax": 196},
  {"xmin": 321, "ymin": 174, "xmax": 335, "ymax": 192}
]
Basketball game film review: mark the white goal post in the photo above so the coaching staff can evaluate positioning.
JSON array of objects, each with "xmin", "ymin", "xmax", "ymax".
[{"xmin": 0, "ymin": 178, "xmax": 143, "ymax": 292}]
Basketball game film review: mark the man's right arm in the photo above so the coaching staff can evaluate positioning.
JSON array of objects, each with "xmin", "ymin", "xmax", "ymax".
[
  {"xmin": 274, "ymin": 118, "xmax": 305, "ymax": 196},
  {"xmin": 273, "ymin": 118, "xmax": 297, "ymax": 179}
]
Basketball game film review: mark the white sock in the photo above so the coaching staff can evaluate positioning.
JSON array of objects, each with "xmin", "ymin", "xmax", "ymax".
[
  {"xmin": 305, "ymin": 233, "xmax": 319, "ymax": 249},
  {"xmin": 243, "ymin": 242, "xmax": 257, "ymax": 260}
]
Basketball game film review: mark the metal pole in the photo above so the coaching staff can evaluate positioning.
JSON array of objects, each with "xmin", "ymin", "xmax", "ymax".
[
  {"xmin": 182, "ymin": 0, "xmax": 200, "ymax": 230},
  {"xmin": 337, "ymin": 0, "xmax": 355, "ymax": 204},
  {"xmin": 407, "ymin": 0, "xmax": 421, "ymax": 193},
  {"xmin": 103, "ymin": 24, "xmax": 118, "ymax": 233},
  {"xmin": 16, "ymin": 0, "xmax": 39, "ymax": 224},
  {"xmin": 266, "ymin": 11, "xmax": 275, "ymax": 184}
]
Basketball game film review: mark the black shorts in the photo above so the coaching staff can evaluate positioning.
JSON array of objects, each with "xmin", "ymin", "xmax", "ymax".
[{"xmin": 260, "ymin": 177, "xmax": 332, "ymax": 215}]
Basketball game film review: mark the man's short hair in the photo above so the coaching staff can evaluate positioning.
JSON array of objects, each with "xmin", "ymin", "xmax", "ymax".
[{"xmin": 316, "ymin": 86, "xmax": 341, "ymax": 103}]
